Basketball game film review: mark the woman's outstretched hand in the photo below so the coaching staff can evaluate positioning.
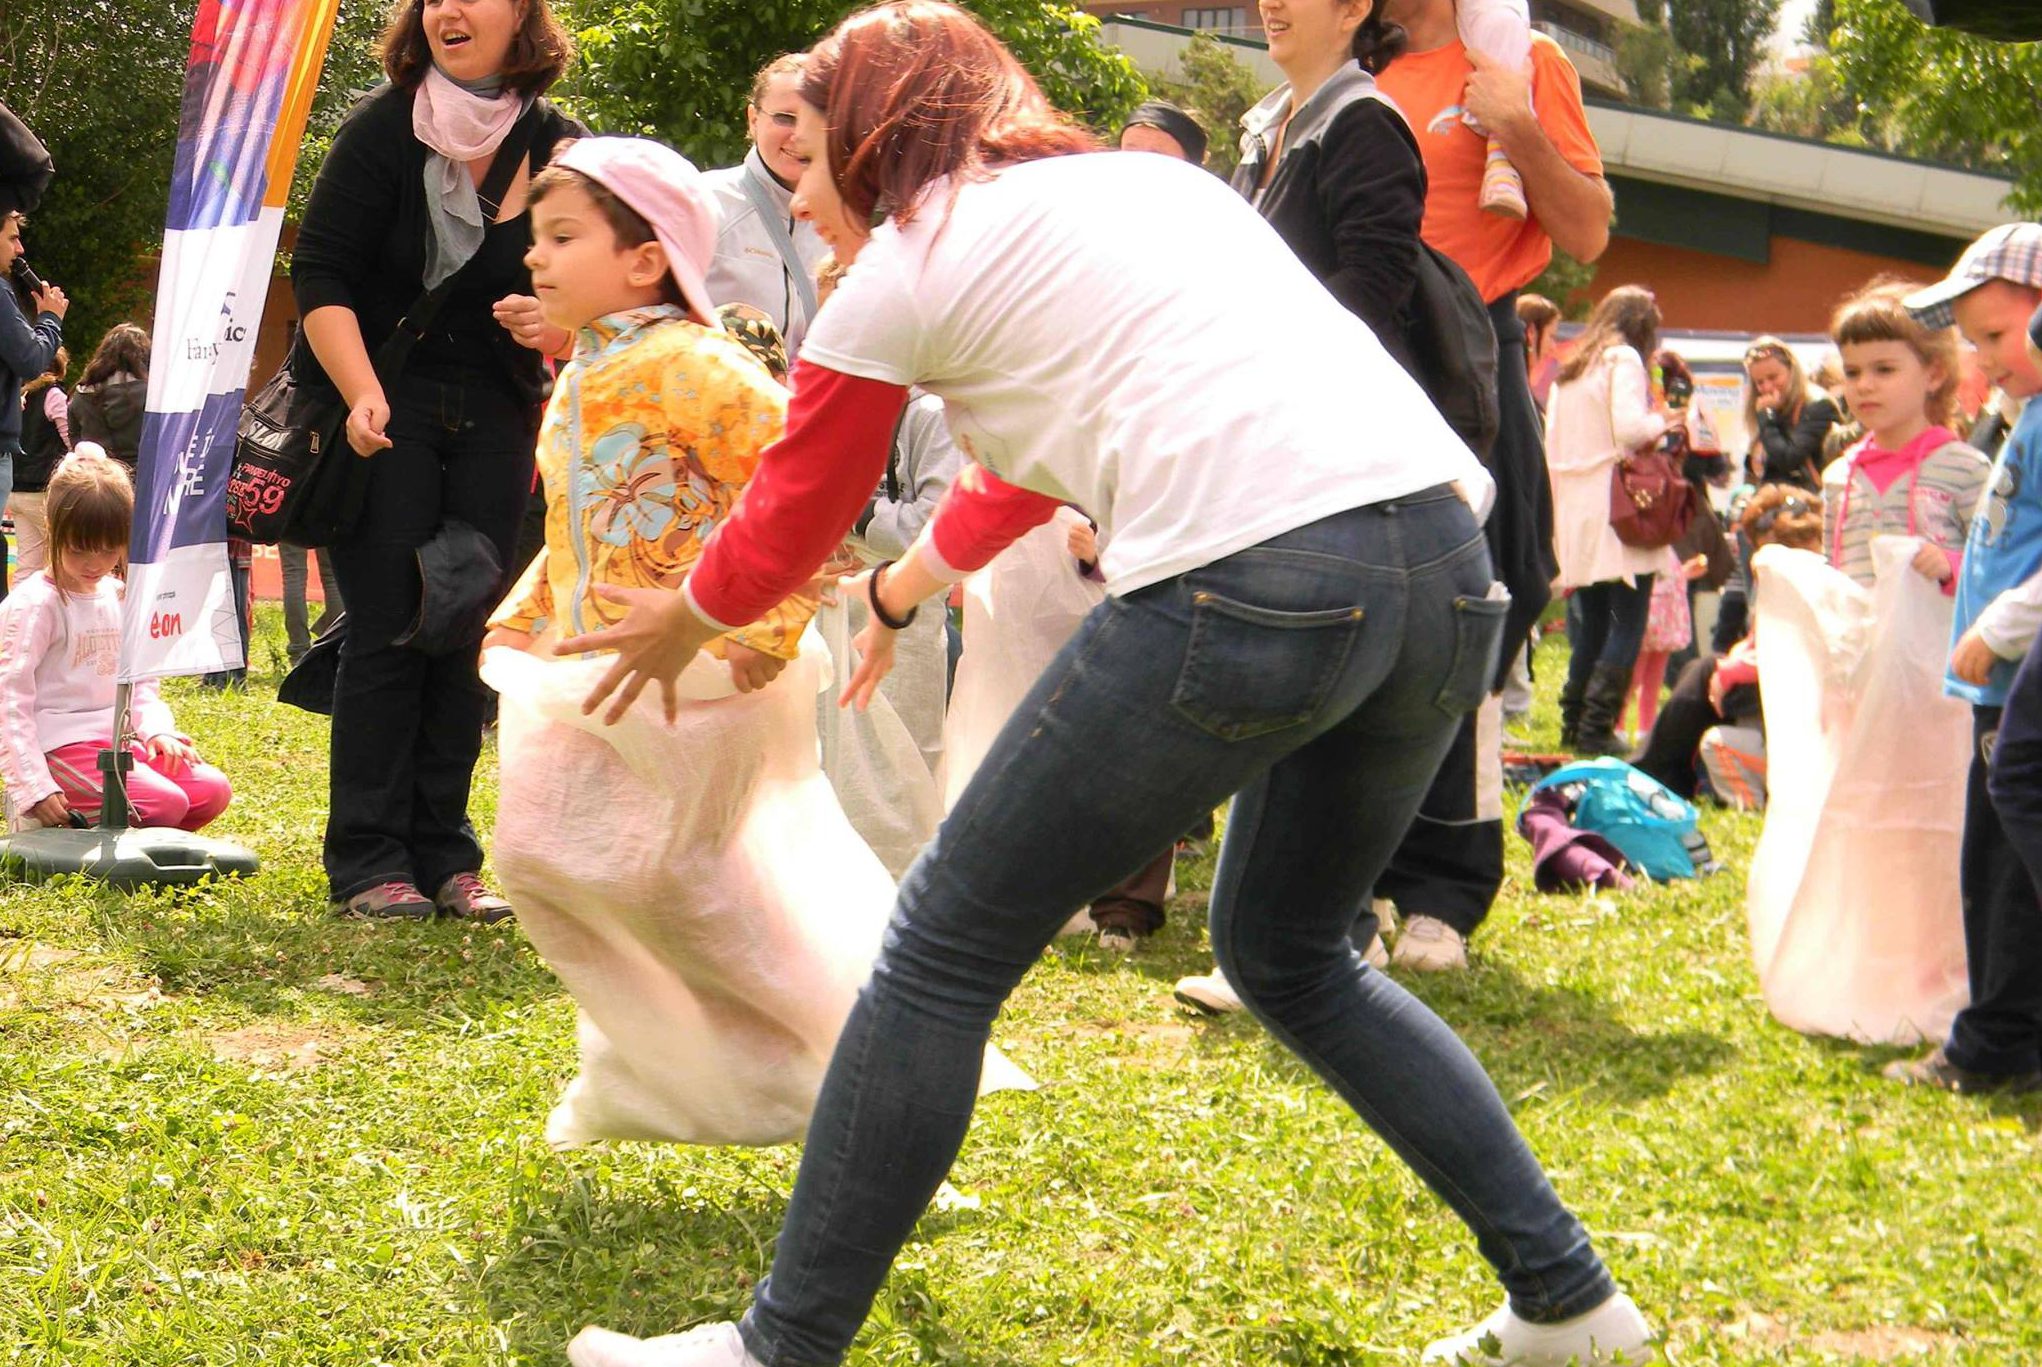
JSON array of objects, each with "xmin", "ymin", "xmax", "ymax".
[
  {"xmin": 555, "ymin": 584, "xmax": 719, "ymax": 724},
  {"xmin": 837, "ymin": 570, "xmax": 899, "ymax": 711}
]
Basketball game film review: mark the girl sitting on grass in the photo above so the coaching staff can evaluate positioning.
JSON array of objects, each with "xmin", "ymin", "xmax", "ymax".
[{"xmin": 0, "ymin": 450, "xmax": 232, "ymax": 832}]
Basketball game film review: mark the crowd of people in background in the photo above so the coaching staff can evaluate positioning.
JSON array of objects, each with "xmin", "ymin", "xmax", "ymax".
[{"xmin": 4, "ymin": 0, "xmax": 2042, "ymax": 1363}]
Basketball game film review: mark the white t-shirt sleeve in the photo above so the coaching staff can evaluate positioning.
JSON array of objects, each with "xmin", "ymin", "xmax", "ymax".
[{"xmin": 797, "ymin": 238, "xmax": 926, "ymax": 386}]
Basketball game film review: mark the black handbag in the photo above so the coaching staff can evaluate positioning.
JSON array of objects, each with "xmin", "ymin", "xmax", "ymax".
[{"xmin": 228, "ymin": 105, "xmax": 540, "ymax": 547}]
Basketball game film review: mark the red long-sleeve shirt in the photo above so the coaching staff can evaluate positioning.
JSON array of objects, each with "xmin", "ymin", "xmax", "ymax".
[{"xmin": 685, "ymin": 361, "xmax": 1062, "ymax": 630}]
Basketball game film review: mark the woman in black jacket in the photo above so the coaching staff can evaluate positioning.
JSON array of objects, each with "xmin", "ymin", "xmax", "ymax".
[
  {"xmin": 1742, "ymin": 335, "xmax": 1840, "ymax": 491},
  {"xmin": 292, "ymin": 0, "xmax": 580, "ymax": 923},
  {"xmin": 68, "ymin": 324, "xmax": 150, "ymax": 469},
  {"xmin": 1231, "ymin": 0, "xmax": 1423, "ymax": 375}
]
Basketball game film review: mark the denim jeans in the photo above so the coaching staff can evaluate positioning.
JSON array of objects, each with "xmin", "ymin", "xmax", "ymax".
[
  {"xmin": 740, "ymin": 489, "xmax": 1616, "ymax": 1365},
  {"xmin": 281, "ymin": 544, "xmax": 344, "ymax": 664},
  {"xmin": 323, "ymin": 375, "xmax": 534, "ymax": 900},
  {"xmin": 1565, "ymin": 574, "xmax": 1656, "ymax": 691},
  {"xmin": 1950, "ymin": 702, "xmax": 2042, "ymax": 1076}
]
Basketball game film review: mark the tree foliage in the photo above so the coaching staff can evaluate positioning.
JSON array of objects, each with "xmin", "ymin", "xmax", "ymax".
[
  {"xmin": 1139, "ymin": 32, "xmax": 1268, "ymax": 178},
  {"xmin": 1627, "ymin": 0, "xmax": 1782, "ymax": 118},
  {"xmin": 550, "ymin": 0, "xmax": 1145, "ymax": 168},
  {"xmin": 1821, "ymin": 0, "xmax": 2042, "ymax": 212},
  {"xmin": 0, "ymin": 0, "xmax": 188, "ymax": 360}
]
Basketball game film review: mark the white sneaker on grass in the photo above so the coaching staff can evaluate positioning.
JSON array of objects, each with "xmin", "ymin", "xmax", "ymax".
[
  {"xmin": 1361, "ymin": 932, "xmax": 1390, "ymax": 970},
  {"xmin": 568, "ymin": 1322, "xmax": 762, "ymax": 1367},
  {"xmin": 1392, "ymin": 914, "xmax": 1468, "ymax": 971},
  {"xmin": 1173, "ymin": 966, "xmax": 1242, "ymax": 1014},
  {"xmin": 1423, "ymin": 1293, "xmax": 1656, "ymax": 1366}
]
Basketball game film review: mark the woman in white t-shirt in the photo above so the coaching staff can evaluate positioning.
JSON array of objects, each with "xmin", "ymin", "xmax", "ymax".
[{"xmin": 558, "ymin": 6, "xmax": 1653, "ymax": 1367}]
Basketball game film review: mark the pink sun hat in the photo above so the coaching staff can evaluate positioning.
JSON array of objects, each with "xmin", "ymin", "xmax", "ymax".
[{"xmin": 554, "ymin": 136, "xmax": 720, "ymax": 325}]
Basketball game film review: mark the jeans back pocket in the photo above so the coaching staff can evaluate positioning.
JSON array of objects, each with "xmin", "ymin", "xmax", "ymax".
[
  {"xmin": 1434, "ymin": 588, "xmax": 1511, "ymax": 718},
  {"xmin": 1171, "ymin": 590, "xmax": 1365, "ymax": 741}
]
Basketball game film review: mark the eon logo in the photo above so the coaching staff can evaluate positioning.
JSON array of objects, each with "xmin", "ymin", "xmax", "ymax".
[{"xmin": 150, "ymin": 611, "xmax": 185, "ymax": 640}]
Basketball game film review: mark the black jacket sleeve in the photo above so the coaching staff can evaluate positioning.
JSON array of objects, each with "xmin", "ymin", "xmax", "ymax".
[
  {"xmin": 1314, "ymin": 100, "xmax": 1426, "ymax": 361},
  {"xmin": 1757, "ymin": 394, "xmax": 1838, "ymax": 488},
  {"xmin": 290, "ymin": 92, "xmax": 404, "ymax": 318}
]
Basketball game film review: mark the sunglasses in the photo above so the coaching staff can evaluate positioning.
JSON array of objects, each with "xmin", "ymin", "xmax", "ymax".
[{"xmin": 1750, "ymin": 496, "xmax": 1815, "ymax": 536}]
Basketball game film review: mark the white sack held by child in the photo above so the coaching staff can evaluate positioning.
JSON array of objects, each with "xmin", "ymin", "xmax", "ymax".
[
  {"xmin": 1745, "ymin": 536, "xmax": 1971, "ymax": 1044},
  {"xmin": 939, "ymin": 506, "xmax": 1106, "ymax": 809},
  {"xmin": 484, "ymin": 640, "xmax": 1031, "ymax": 1148}
]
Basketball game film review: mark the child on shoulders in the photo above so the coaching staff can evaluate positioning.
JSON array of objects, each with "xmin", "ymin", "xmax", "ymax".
[{"xmin": 0, "ymin": 451, "xmax": 231, "ymax": 832}]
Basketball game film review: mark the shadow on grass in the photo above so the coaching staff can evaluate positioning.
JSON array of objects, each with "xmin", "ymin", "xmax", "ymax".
[
  {"xmin": 482, "ymin": 1163, "xmax": 1032, "ymax": 1367},
  {"xmin": 109, "ymin": 873, "xmax": 563, "ymax": 1032},
  {"xmin": 1184, "ymin": 956, "xmax": 1740, "ymax": 1107}
]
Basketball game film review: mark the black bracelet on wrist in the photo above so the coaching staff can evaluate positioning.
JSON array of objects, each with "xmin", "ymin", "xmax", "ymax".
[{"xmin": 868, "ymin": 561, "xmax": 919, "ymax": 631}]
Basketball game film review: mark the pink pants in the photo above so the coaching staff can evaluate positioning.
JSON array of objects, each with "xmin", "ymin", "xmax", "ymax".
[{"xmin": 44, "ymin": 740, "xmax": 233, "ymax": 832}]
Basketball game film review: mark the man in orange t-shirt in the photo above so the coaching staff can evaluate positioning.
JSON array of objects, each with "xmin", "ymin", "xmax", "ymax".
[{"xmin": 1369, "ymin": 0, "xmax": 1614, "ymax": 972}]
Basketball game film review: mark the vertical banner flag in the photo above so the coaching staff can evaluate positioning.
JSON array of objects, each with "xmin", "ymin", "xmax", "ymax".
[{"xmin": 121, "ymin": 0, "xmax": 340, "ymax": 681}]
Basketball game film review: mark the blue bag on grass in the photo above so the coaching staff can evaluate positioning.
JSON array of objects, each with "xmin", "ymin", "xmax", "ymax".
[{"xmin": 1530, "ymin": 758, "xmax": 1715, "ymax": 881}]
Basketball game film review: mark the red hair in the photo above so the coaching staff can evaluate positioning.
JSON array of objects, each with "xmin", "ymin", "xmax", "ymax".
[{"xmin": 800, "ymin": 2, "xmax": 1096, "ymax": 226}]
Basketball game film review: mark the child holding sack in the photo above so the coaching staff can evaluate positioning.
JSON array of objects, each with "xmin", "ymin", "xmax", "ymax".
[
  {"xmin": 0, "ymin": 451, "xmax": 232, "ymax": 832},
  {"xmin": 1821, "ymin": 281, "xmax": 1988, "ymax": 593},
  {"xmin": 478, "ymin": 138, "xmax": 1022, "ymax": 1146}
]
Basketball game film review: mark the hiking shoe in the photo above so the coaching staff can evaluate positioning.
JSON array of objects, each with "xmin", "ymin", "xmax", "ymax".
[
  {"xmin": 1883, "ymin": 1047, "xmax": 2042, "ymax": 1095},
  {"xmin": 1424, "ymin": 1293, "xmax": 1657, "ymax": 1365},
  {"xmin": 1174, "ymin": 967, "xmax": 1243, "ymax": 1015},
  {"xmin": 434, "ymin": 872, "xmax": 515, "ymax": 925},
  {"xmin": 333, "ymin": 880, "xmax": 435, "ymax": 921},
  {"xmin": 568, "ymin": 1323, "xmax": 762, "ymax": 1367},
  {"xmin": 1392, "ymin": 915, "xmax": 1469, "ymax": 972},
  {"xmin": 1098, "ymin": 925, "xmax": 1140, "ymax": 954}
]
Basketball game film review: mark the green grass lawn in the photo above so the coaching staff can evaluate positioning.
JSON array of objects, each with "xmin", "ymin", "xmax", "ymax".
[{"xmin": 2, "ymin": 617, "xmax": 2037, "ymax": 1365}]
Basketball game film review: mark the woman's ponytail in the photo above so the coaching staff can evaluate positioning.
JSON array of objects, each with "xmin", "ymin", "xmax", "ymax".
[{"xmin": 1352, "ymin": 11, "xmax": 1409, "ymax": 75}]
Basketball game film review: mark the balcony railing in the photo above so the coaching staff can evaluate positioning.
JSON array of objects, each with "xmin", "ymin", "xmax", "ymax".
[{"xmin": 1536, "ymin": 19, "xmax": 1617, "ymax": 64}]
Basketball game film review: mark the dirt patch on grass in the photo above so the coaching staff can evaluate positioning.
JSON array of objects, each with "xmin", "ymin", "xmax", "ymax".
[
  {"xmin": 1721, "ymin": 1311, "xmax": 1958, "ymax": 1360},
  {"xmin": 0, "ymin": 939, "xmax": 163, "ymax": 1013},
  {"xmin": 205, "ymin": 1023, "xmax": 355, "ymax": 1073}
]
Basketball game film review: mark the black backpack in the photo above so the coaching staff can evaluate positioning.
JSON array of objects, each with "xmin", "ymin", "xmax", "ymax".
[
  {"xmin": 1354, "ymin": 89, "xmax": 1501, "ymax": 465},
  {"xmin": 1403, "ymin": 241, "xmax": 1501, "ymax": 464}
]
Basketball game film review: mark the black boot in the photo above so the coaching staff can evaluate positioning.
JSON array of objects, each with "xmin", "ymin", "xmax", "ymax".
[
  {"xmin": 1558, "ymin": 671, "xmax": 1588, "ymax": 749},
  {"xmin": 1573, "ymin": 661, "xmax": 1633, "ymax": 757}
]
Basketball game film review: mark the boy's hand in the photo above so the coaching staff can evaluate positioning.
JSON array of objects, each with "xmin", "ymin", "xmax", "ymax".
[
  {"xmin": 1911, "ymin": 542, "xmax": 1955, "ymax": 585},
  {"xmin": 144, "ymin": 735, "xmax": 198, "ymax": 771},
  {"xmin": 1066, "ymin": 520, "xmax": 1098, "ymax": 566},
  {"xmin": 724, "ymin": 642, "xmax": 787, "ymax": 693},
  {"xmin": 494, "ymin": 294, "xmax": 571, "ymax": 357},
  {"xmin": 1950, "ymin": 626, "xmax": 2003, "ymax": 686},
  {"xmin": 558, "ymin": 584, "xmax": 717, "ymax": 724},
  {"xmin": 29, "ymin": 793, "xmax": 71, "ymax": 828},
  {"xmin": 1682, "ymin": 553, "xmax": 1710, "ymax": 581}
]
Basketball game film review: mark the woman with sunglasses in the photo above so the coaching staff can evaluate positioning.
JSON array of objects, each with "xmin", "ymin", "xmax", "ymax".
[{"xmin": 556, "ymin": 7, "xmax": 1655, "ymax": 1366}]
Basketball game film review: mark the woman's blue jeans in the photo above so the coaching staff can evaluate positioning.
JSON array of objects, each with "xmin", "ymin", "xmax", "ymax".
[{"xmin": 740, "ymin": 490, "xmax": 1617, "ymax": 1364}]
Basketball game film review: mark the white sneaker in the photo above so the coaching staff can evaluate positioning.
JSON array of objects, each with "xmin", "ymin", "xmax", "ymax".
[
  {"xmin": 567, "ymin": 1322, "xmax": 763, "ymax": 1367},
  {"xmin": 1423, "ymin": 1293, "xmax": 1657, "ymax": 1366},
  {"xmin": 1372, "ymin": 897, "xmax": 1400, "ymax": 939},
  {"xmin": 1392, "ymin": 914, "xmax": 1468, "ymax": 972},
  {"xmin": 1362, "ymin": 933, "xmax": 1390, "ymax": 969},
  {"xmin": 1173, "ymin": 966, "xmax": 1243, "ymax": 1014}
]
